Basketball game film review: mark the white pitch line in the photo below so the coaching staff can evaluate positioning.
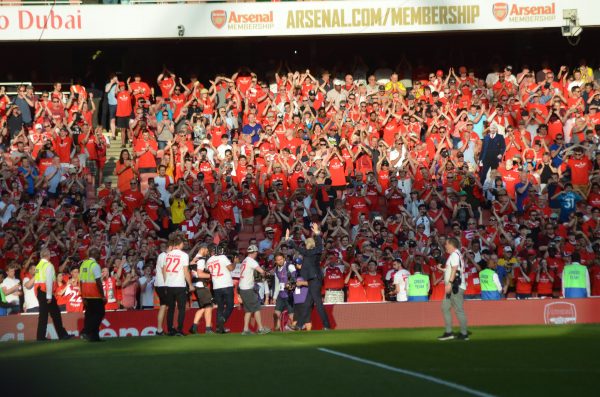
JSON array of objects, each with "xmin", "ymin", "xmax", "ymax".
[{"xmin": 318, "ymin": 348, "xmax": 496, "ymax": 397}]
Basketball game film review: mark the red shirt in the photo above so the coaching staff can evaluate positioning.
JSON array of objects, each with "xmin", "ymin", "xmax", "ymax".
[
  {"xmin": 346, "ymin": 276, "xmax": 367, "ymax": 302},
  {"xmin": 159, "ymin": 77, "xmax": 175, "ymax": 98},
  {"xmin": 323, "ymin": 266, "xmax": 345, "ymax": 290},
  {"xmin": 121, "ymin": 189, "xmax": 144, "ymax": 216},
  {"xmin": 53, "ymin": 136, "xmax": 73, "ymax": 163},
  {"xmin": 565, "ymin": 157, "xmax": 592, "ymax": 185},
  {"xmin": 134, "ymin": 138, "xmax": 158, "ymax": 169},
  {"xmin": 591, "ymin": 266, "xmax": 600, "ymax": 296},
  {"xmin": 514, "ymin": 267, "xmax": 535, "ymax": 295},
  {"xmin": 536, "ymin": 270, "xmax": 554, "ymax": 295},
  {"xmin": 362, "ymin": 273, "xmax": 384, "ymax": 302},
  {"xmin": 103, "ymin": 277, "xmax": 119, "ymax": 310},
  {"xmin": 116, "ymin": 91, "xmax": 132, "ymax": 117}
]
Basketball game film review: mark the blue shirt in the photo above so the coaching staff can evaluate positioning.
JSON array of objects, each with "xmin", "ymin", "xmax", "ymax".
[
  {"xmin": 13, "ymin": 96, "xmax": 32, "ymax": 123},
  {"xmin": 107, "ymin": 84, "xmax": 117, "ymax": 106},
  {"xmin": 43, "ymin": 165, "xmax": 64, "ymax": 194},
  {"xmin": 515, "ymin": 182, "xmax": 529, "ymax": 212},
  {"xmin": 558, "ymin": 191, "xmax": 582, "ymax": 222},
  {"xmin": 495, "ymin": 265, "xmax": 508, "ymax": 287},
  {"xmin": 549, "ymin": 143, "xmax": 568, "ymax": 167},
  {"xmin": 18, "ymin": 166, "xmax": 39, "ymax": 195},
  {"xmin": 242, "ymin": 123, "xmax": 262, "ymax": 144},
  {"xmin": 468, "ymin": 113, "xmax": 486, "ymax": 138}
]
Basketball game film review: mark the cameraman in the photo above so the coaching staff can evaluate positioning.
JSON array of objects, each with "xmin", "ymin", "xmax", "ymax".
[
  {"xmin": 273, "ymin": 252, "xmax": 296, "ymax": 331},
  {"xmin": 438, "ymin": 237, "xmax": 469, "ymax": 341}
]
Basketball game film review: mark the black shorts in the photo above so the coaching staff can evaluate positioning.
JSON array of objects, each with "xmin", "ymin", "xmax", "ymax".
[
  {"xmin": 108, "ymin": 105, "xmax": 117, "ymax": 120},
  {"xmin": 194, "ymin": 288, "xmax": 213, "ymax": 308},
  {"xmin": 116, "ymin": 116, "xmax": 130, "ymax": 129},
  {"xmin": 155, "ymin": 286, "xmax": 168, "ymax": 306},
  {"xmin": 275, "ymin": 295, "xmax": 294, "ymax": 314},
  {"xmin": 239, "ymin": 288, "xmax": 261, "ymax": 313}
]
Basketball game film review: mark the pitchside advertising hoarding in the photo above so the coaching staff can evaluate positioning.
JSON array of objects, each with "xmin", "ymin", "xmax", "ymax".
[
  {"xmin": 0, "ymin": 0, "xmax": 597, "ymax": 41},
  {"xmin": 0, "ymin": 299, "xmax": 598, "ymax": 341}
]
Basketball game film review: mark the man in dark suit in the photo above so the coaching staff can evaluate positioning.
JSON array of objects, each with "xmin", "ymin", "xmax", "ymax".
[
  {"xmin": 285, "ymin": 223, "xmax": 331, "ymax": 330},
  {"xmin": 478, "ymin": 124, "xmax": 506, "ymax": 183}
]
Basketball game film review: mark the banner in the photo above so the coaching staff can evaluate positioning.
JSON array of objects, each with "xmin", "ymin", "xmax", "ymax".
[
  {"xmin": 1, "ymin": 298, "xmax": 599, "ymax": 342},
  {"xmin": 0, "ymin": 0, "xmax": 597, "ymax": 41}
]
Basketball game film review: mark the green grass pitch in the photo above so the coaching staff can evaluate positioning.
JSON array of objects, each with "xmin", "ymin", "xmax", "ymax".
[{"xmin": 2, "ymin": 325, "xmax": 598, "ymax": 396}]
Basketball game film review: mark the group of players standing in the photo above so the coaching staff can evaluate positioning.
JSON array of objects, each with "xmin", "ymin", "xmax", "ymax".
[{"xmin": 154, "ymin": 231, "xmax": 311, "ymax": 336}]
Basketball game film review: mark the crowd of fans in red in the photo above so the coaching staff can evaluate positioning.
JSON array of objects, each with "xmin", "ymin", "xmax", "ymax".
[{"xmin": 1, "ymin": 61, "xmax": 600, "ymax": 315}]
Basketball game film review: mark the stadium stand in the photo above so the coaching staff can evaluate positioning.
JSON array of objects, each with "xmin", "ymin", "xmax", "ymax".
[{"xmin": 2, "ymin": 59, "xmax": 600, "ymax": 317}]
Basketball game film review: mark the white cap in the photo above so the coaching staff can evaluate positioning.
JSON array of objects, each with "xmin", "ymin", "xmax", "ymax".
[
  {"xmin": 246, "ymin": 245, "xmax": 258, "ymax": 253},
  {"xmin": 333, "ymin": 79, "xmax": 343, "ymax": 85},
  {"xmin": 35, "ymin": 123, "xmax": 42, "ymax": 130}
]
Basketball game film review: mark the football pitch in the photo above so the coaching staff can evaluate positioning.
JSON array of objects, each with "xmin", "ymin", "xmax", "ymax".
[{"xmin": 2, "ymin": 325, "xmax": 598, "ymax": 396}]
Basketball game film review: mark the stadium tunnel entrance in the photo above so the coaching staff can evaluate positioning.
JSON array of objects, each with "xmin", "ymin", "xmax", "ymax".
[{"xmin": 1, "ymin": 28, "xmax": 598, "ymax": 88}]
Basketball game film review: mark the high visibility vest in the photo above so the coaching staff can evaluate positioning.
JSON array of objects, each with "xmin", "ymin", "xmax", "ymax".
[
  {"xmin": 34, "ymin": 259, "xmax": 55, "ymax": 295},
  {"xmin": 0, "ymin": 285, "xmax": 6, "ymax": 303},
  {"xmin": 407, "ymin": 273, "xmax": 430, "ymax": 297},
  {"xmin": 562, "ymin": 263, "xmax": 587, "ymax": 289},
  {"xmin": 80, "ymin": 259, "xmax": 102, "ymax": 299},
  {"xmin": 479, "ymin": 269, "xmax": 498, "ymax": 292}
]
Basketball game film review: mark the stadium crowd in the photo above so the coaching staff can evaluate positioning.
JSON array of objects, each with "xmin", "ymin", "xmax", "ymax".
[{"xmin": 1, "ymin": 61, "xmax": 600, "ymax": 319}]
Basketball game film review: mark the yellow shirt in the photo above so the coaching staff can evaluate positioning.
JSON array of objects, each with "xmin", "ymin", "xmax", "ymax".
[
  {"xmin": 385, "ymin": 81, "xmax": 406, "ymax": 94},
  {"xmin": 498, "ymin": 257, "xmax": 519, "ymax": 286},
  {"xmin": 170, "ymin": 198, "xmax": 186, "ymax": 224}
]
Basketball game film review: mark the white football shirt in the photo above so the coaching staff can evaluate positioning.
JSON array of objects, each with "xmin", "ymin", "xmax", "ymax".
[
  {"xmin": 155, "ymin": 252, "xmax": 166, "ymax": 287},
  {"xmin": 164, "ymin": 249, "xmax": 189, "ymax": 288},
  {"xmin": 393, "ymin": 269, "xmax": 410, "ymax": 302},
  {"xmin": 238, "ymin": 256, "xmax": 259, "ymax": 290},
  {"xmin": 206, "ymin": 255, "xmax": 233, "ymax": 289}
]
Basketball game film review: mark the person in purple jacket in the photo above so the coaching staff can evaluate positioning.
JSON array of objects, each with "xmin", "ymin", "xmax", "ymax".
[
  {"xmin": 292, "ymin": 261, "xmax": 311, "ymax": 330},
  {"xmin": 273, "ymin": 252, "xmax": 297, "ymax": 331}
]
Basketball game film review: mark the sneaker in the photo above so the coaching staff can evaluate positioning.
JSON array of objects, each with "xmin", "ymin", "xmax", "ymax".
[
  {"xmin": 189, "ymin": 325, "xmax": 198, "ymax": 335},
  {"xmin": 437, "ymin": 332, "xmax": 455, "ymax": 341},
  {"xmin": 175, "ymin": 330, "xmax": 185, "ymax": 337},
  {"xmin": 283, "ymin": 324, "xmax": 294, "ymax": 332},
  {"xmin": 205, "ymin": 328, "xmax": 214, "ymax": 334},
  {"xmin": 156, "ymin": 330, "xmax": 165, "ymax": 336},
  {"xmin": 216, "ymin": 327, "xmax": 230, "ymax": 334},
  {"xmin": 241, "ymin": 330, "xmax": 254, "ymax": 336},
  {"xmin": 60, "ymin": 334, "xmax": 74, "ymax": 341},
  {"xmin": 80, "ymin": 332, "xmax": 89, "ymax": 341},
  {"xmin": 322, "ymin": 327, "xmax": 331, "ymax": 331},
  {"xmin": 167, "ymin": 329, "xmax": 177, "ymax": 337},
  {"xmin": 456, "ymin": 333, "xmax": 470, "ymax": 341},
  {"xmin": 257, "ymin": 328, "xmax": 271, "ymax": 335}
]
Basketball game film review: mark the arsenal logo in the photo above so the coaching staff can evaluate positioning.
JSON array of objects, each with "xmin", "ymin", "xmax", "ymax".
[
  {"xmin": 211, "ymin": 10, "xmax": 227, "ymax": 29},
  {"xmin": 492, "ymin": 2, "xmax": 509, "ymax": 22}
]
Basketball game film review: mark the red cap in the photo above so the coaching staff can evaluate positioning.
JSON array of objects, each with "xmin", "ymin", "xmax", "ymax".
[
  {"xmin": 436, "ymin": 70, "xmax": 444, "ymax": 77},
  {"xmin": 459, "ymin": 66, "xmax": 467, "ymax": 74},
  {"xmin": 118, "ymin": 82, "xmax": 125, "ymax": 87}
]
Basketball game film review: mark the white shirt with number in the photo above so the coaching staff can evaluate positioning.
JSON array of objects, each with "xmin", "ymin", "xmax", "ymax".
[
  {"xmin": 393, "ymin": 269, "xmax": 410, "ymax": 302},
  {"xmin": 155, "ymin": 252, "xmax": 166, "ymax": 287},
  {"xmin": 444, "ymin": 249, "xmax": 467, "ymax": 290},
  {"xmin": 239, "ymin": 256, "xmax": 259, "ymax": 290},
  {"xmin": 164, "ymin": 249, "xmax": 189, "ymax": 288},
  {"xmin": 206, "ymin": 255, "xmax": 233, "ymax": 289}
]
